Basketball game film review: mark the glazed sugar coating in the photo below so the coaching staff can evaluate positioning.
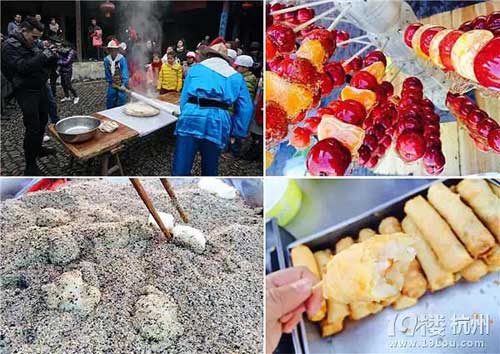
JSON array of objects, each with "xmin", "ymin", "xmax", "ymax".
[{"xmin": 0, "ymin": 179, "xmax": 263, "ymax": 353}]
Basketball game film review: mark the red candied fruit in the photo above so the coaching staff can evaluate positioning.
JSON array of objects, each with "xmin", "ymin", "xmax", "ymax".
[
  {"xmin": 303, "ymin": 29, "xmax": 336, "ymax": 57},
  {"xmin": 396, "ymin": 131, "xmax": 426, "ymax": 162},
  {"xmin": 267, "ymin": 24, "xmax": 296, "ymax": 53},
  {"xmin": 332, "ymin": 99, "xmax": 367, "ymax": 126},
  {"xmin": 306, "ymin": 138, "xmax": 352, "ymax": 176},
  {"xmin": 290, "ymin": 127, "xmax": 312, "ymax": 149},
  {"xmin": 350, "ymin": 71, "xmax": 379, "ymax": 90},
  {"xmin": 266, "ymin": 102, "xmax": 289, "ymax": 143},
  {"xmin": 404, "ymin": 23, "xmax": 423, "ymax": 48},
  {"xmin": 324, "ymin": 62, "xmax": 346, "ymax": 86}
]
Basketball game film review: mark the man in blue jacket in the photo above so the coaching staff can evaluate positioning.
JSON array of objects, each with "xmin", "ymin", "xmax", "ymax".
[
  {"xmin": 173, "ymin": 37, "xmax": 253, "ymax": 176},
  {"xmin": 103, "ymin": 39, "xmax": 129, "ymax": 109}
]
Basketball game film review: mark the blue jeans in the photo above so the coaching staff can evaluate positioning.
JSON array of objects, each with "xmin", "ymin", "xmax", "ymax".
[
  {"xmin": 46, "ymin": 82, "xmax": 58, "ymax": 123},
  {"xmin": 172, "ymin": 135, "xmax": 222, "ymax": 176}
]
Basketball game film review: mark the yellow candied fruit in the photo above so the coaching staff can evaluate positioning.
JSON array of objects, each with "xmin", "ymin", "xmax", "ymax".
[
  {"xmin": 265, "ymin": 71, "xmax": 314, "ymax": 121},
  {"xmin": 340, "ymin": 86, "xmax": 377, "ymax": 110},
  {"xmin": 296, "ymin": 40, "xmax": 328, "ymax": 72}
]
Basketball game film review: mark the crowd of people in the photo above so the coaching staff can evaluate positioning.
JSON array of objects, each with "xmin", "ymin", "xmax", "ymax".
[{"xmin": 1, "ymin": 13, "xmax": 263, "ymax": 176}]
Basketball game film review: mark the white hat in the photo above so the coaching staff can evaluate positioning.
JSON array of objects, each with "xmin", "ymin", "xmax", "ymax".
[
  {"xmin": 106, "ymin": 40, "xmax": 120, "ymax": 49},
  {"xmin": 119, "ymin": 42, "xmax": 127, "ymax": 50},
  {"xmin": 234, "ymin": 55, "xmax": 254, "ymax": 68},
  {"xmin": 186, "ymin": 51, "xmax": 196, "ymax": 58},
  {"xmin": 227, "ymin": 49, "xmax": 237, "ymax": 60}
]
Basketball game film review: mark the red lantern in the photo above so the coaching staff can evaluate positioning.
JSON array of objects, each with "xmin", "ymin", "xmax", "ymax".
[
  {"xmin": 242, "ymin": 2, "xmax": 253, "ymax": 9},
  {"xmin": 100, "ymin": 0, "xmax": 115, "ymax": 18}
]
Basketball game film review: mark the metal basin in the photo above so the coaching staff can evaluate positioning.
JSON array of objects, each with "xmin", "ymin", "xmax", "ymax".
[{"xmin": 55, "ymin": 116, "xmax": 101, "ymax": 144}]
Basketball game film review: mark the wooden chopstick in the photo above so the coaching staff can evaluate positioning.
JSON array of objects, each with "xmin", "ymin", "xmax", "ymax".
[
  {"xmin": 160, "ymin": 178, "xmax": 189, "ymax": 223},
  {"xmin": 130, "ymin": 178, "xmax": 172, "ymax": 241}
]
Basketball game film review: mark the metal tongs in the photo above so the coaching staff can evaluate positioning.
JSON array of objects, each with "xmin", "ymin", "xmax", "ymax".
[{"xmin": 130, "ymin": 178, "xmax": 189, "ymax": 241}]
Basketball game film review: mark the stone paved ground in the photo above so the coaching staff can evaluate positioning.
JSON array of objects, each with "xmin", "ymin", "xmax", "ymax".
[{"xmin": 1, "ymin": 80, "xmax": 262, "ymax": 176}]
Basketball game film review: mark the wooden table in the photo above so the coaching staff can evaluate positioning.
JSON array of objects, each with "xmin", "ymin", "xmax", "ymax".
[
  {"xmin": 375, "ymin": 1, "xmax": 500, "ymax": 176},
  {"xmin": 157, "ymin": 91, "xmax": 181, "ymax": 105},
  {"xmin": 48, "ymin": 113, "xmax": 139, "ymax": 175}
]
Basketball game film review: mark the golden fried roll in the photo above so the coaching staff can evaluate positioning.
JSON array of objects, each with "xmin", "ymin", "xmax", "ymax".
[
  {"xmin": 314, "ymin": 249, "xmax": 333, "ymax": 276},
  {"xmin": 457, "ymin": 179, "xmax": 500, "ymax": 242},
  {"xmin": 322, "ymin": 233, "xmax": 416, "ymax": 304},
  {"xmin": 489, "ymin": 182, "xmax": 500, "ymax": 198},
  {"xmin": 290, "ymin": 245, "xmax": 327, "ymax": 321},
  {"xmin": 460, "ymin": 260, "xmax": 489, "ymax": 282},
  {"xmin": 358, "ymin": 228, "xmax": 376, "ymax": 242},
  {"xmin": 401, "ymin": 217, "xmax": 455, "ymax": 291},
  {"xmin": 427, "ymin": 183, "xmax": 495, "ymax": 257},
  {"xmin": 404, "ymin": 195, "xmax": 473, "ymax": 272},
  {"xmin": 321, "ymin": 299, "xmax": 350, "ymax": 336},
  {"xmin": 483, "ymin": 244, "xmax": 500, "ymax": 272},
  {"xmin": 314, "ymin": 249, "xmax": 349, "ymax": 336},
  {"xmin": 379, "ymin": 217, "xmax": 426, "ymax": 307},
  {"xmin": 378, "ymin": 217, "xmax": 403, "ymax": 234},
  {"xmin": 381, "ymin": 295, "xmax": 399, "ymax": 307},
  {"xmin": 349, "ymin": 301, "xmax": 383, "ymax": 320},
  {"xmin": 335, "ymin": 236, "xmax": 355, "ymax": 253},
  {"xmin": 393, "ymin": 295, "xmax": 418, "ymax": 310},
  {"xmin": 401, "ymin": 259, "xmax": 427, "ymax": 299},
  {"xmin": 352, "ymin": 230, "xmax": 386, "ymax": 319}
]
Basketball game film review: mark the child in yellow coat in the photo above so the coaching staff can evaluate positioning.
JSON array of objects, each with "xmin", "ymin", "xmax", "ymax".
[{"xmin": 157, "ymin": 52, "xmax": 183, "ymax": 94}]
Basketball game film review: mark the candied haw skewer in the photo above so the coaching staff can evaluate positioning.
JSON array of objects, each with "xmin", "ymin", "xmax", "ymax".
[{"xmin": 445, "ymin": 92, "xmax": 500, "ymax": 154}]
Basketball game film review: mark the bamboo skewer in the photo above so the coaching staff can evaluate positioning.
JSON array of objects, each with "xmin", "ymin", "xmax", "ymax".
[
  {"xmin": 327, "ymin": 5, "xmax": 351, "ymax": 31},
  {"xmin": 130, "ymin": 178, "xmax": 172, "ymax": 241},
  {"xmin": 293, "ymin": 6, "xmax": 338, "ymax": 33},
  {"xmin": 160, "ymin": 178, "xmax": 189, "ymax": 223},
  {"xmin": 269, "ymin": 0, "xmax": 336, "ymax": 16}
]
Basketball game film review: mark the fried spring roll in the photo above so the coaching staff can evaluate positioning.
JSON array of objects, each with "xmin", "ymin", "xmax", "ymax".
[
  {"xmin": 393, "ymin": 295, "xmax": 418, "ymax": 310},
  {"xmin": 460, "ymin": 260, "xmax": 489, "ymax": 282},
  {"xmin": 349, "ymin": 301, "xmax": 383, "ymax": 320},
  {"xmin": 401, "ymin": 217, "xmax": 455, "ymax": 291},
  {"xmin": 358, "ymin": 228, "xmax": 376, "ymax": 242},
  {"xmin": 321, "ymin": 300, "xmax": 350, "ymax": 336},
  {"xmin": 290, "ymin": 245, "xmax": 326, "ymax": 321},
  {"xmin": 404, "ymin": 195, "xmax": 473, "ymax": 272},
  {"xmin": 352, "ymin": 230, "xmax": 386, "ymax": 319},
  {"xmin": 314, "ymin": 249, "xmax": 332, "ymax": 276},
  {"xmin": 483, "ymin": 244, "xmax": 500, "ymax": 272},
  {"xmin": 457, "ymin": 179, "xmax": 500, "ymax": 242},
  {"xmin": 335, "ymin": 236, "xmax": 354, "ymax": 253},
  {"xmin": 378, "ymin": 216, "xmax": 427, "ymax": 308},
  {"xmin": 428, "ymin": 183, "xmax": 495, "ymax": 257},
  {"xmin": 322, "ymin": 233, "xmax": 416, "ymax": 304},
  {"xmin": 378, "ymin": 217, "xmax": 403, "ymax": 234},
  {"xmin": 489, "ymin": 182, "xmax": 500, "ymax": 198},
  {"xmin": 381, "ymin": 295, "xmax": 400, "ymax": 307},
  {"xmin": 400, "ymin": 259, "xmax": 427, "ymax": 299},
  {"xmin": 314, "ymin": 249, "xmax": 349, "ymax": 336}
]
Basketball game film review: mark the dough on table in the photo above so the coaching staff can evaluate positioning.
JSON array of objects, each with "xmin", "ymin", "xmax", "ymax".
[{"xmin": 123, "ymin": 101, "xmax": 160, "ymax": 117}]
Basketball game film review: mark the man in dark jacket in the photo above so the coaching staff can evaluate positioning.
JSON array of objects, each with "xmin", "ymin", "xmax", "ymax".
[{"xmin": 1, "ymin": 16, "xmax": 58, "ymax": 175}]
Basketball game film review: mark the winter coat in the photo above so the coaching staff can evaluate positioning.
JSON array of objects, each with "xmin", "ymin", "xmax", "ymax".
[
  {"xmin": 175, "ymin": 57, "xmax": 253, "ymax": 148},
  {"xmin": 57, "ymin": 48, "xmax": 76, "ymax": 73},
  {"xmin": 103, "ymin": 54, "xmax": 129, "ymax": 87},
  {"xmin": 7, "ymin": 21, "xmax": 20, "ymax": 36},
  {"xmin": 157, "ymin": 62, "xmax": 182, "ymax": 91},
  {"xmin": 241, "ymin": 70, "xmax": 257, "ymax": 99},
  {"xmin": 1, "ymin": 31, "xmax": 56, "ymax": 90}
]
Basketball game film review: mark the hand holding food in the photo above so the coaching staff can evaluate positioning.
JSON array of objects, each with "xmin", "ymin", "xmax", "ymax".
[
  {"xmin": 287, "ymin": 180, "xmax": 500, "ymax": 339},
  {"xmin": 266, "ymin": 267, "xmax": 323, "ymax": 353},
  {"xmin": 321, "ymin": 233, "xmax": 416, "ymax": 304}
]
